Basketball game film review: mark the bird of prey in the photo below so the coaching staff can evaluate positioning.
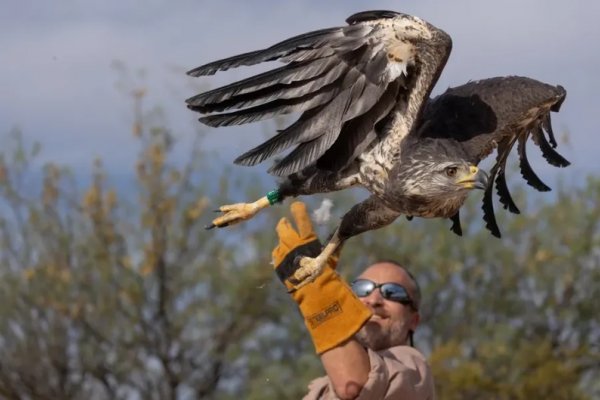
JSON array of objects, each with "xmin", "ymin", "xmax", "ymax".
[{"xmin": 186, "ymin": 10, "xmax": 569, "ymax": 287}]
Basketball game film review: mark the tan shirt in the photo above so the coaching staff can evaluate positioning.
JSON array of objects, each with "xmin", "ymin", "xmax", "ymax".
[{"xmin": 303, "ymin": 346, "xmax": 435, "ymax": 400}]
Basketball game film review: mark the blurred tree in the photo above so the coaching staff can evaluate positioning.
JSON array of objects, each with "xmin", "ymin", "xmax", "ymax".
[
  {"xmin": 0, "ymin": 82, "xmax": 598, "ymax": 399},
  {"xmin": 0, "ymin": 89, "xmax": 315, "ymax": 399}
]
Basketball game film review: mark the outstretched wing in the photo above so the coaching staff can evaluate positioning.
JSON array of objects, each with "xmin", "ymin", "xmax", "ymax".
[
  {"xmin": 186, "ymin": 10, "xmax": 451, "ymax": 177},
  {"xmin": 419, "ymin": 76, "xmax": 568, "ymax": 236}
]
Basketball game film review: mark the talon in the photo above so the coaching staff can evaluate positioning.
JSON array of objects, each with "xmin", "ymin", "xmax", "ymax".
[
  {"xmin": 207, "ymin": 222, "xmax": 231, "ymax": 229},
  {"xmin": 287, "ymin": 276, "xmax": 301, "ymax": 285},
  {"xmin": 290, "ymin": 279, "xmax": 312, "ymax": 290},
  {"xmin": 209, "ymin": 197, "xmax": 271, "ymax": 229},
  {"xmin": 288, "ymin": 256, "xmax": 326, "ymax": 290}
]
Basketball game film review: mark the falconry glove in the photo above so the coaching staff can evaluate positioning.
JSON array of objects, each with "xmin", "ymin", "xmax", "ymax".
[{"xmin": 272, "ymin": 202, "xmax": 371, "ymax": 354}]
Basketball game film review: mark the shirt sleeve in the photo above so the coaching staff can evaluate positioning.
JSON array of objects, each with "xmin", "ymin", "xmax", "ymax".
[
  {"xmin": 355, "ymin": 346, "xmax": 435, "ymax": 400},
  {"xmin": 303, "ymin": 345, "xmax": 435, "ymax": 400}
]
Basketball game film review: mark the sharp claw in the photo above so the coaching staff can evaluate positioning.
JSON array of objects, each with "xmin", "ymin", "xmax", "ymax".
[
  {"xmin": 207, "ymin": 200, "xmax": 265, "ymax": 230},
  {"xmin": 287, "ymin": 276, "xmax": 300, "ymax": 285},
  {"xmin": 206, "ymin": 221, "xmax": 231, "ymax": 230},
  {"xmin": 286, "ymin": 256, "xmax": 322, "ymax": 290},
  {"xmin": 289, "ymin": 277, "xmax": 312, "ymax": 290}
]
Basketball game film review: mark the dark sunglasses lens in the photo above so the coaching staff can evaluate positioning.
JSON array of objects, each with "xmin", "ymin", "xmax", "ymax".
[
  {"xmin": 380, "ymin": 283, "xmax": 411, "ymax": 303},
  {"xmin": 351, "ymin": 280, "xmax": 374, "ymax": 297}
]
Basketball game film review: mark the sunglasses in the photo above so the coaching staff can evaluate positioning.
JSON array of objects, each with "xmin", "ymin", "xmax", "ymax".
[{"xmin": 351, "ymin": 279, "xmax": 417, "ymax": 310}]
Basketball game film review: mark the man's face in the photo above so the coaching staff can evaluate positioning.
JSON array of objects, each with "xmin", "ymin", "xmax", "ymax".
[{"xmin": 354, "ymin": 262, "xmax": 420, "ymax": 351}]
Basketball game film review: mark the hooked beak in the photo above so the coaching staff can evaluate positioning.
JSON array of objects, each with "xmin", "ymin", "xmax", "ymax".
[{"xmin": 457, "ymin": 165, "xmax": 489, "ymax": 190}]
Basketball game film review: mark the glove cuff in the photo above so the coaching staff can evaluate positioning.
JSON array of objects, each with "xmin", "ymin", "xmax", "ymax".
[{"xmin": 291, "ymin": 266, "xmax": 372, "ymax": 354}]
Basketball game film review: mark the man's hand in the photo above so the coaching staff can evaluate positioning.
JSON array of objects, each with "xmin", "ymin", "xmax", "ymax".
[
  {"xmin": 272, "ymin": 201, "xmax": 371, "ymax": 354},
  {"xmin": 272, "ymin": 202, "xmax": 340, "ymax": 288}
]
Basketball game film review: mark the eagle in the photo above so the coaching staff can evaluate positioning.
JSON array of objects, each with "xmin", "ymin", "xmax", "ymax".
[{"xmin": 186, "ymin": 10, "xmax": 569, "ymax": 287}]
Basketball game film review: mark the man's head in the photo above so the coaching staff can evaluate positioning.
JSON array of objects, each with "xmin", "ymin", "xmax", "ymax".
[{"xmin": 352, "ymin": 261, "xmax": 421, "ymax": 351}]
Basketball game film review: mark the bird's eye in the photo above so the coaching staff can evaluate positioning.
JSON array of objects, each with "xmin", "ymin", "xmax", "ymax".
[{"xmin": 445, "ymin": 167, "xmax": 458, "ymax": 177}]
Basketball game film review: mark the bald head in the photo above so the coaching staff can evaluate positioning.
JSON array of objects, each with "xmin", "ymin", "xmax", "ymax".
[
  {"xmin": 358, "ymin": 261, "xmax": 421, "ymax": 310},
  {"xmin": 354, "ymin": 261, "xmax": 421, "ymax": 349}
]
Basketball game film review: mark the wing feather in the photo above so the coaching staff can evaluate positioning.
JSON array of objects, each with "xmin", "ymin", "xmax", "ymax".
[
  {"xmin": 421, "ymin": 76, "xmax": 567, "ymax": 236},
  {"xmin": 317, "ymin": 80, "xmax": 401, "ymax": 171},
  {"xmin": 531, "ymin": 124, "xmax": 570, "ymax": 167},
  {"xmin": 235, "ymin": 68, "xmax": 365, "ymax": 167},
  {"xmin": 496, "ymin": 170, "xmax": 520, "ymax": 214},
  {"xmin": 187, "ymin": 11, "xmax": 445, "ymax": 175},
  {"xmin": 186, "ymin": 57, "xmax": 343, "ymax": 111},
  {"xmin": 482, "ymin": 182, "xmax": 501, "ymax": 238},
  {"xmin": 186, "ymin": 27, "xmax": 344, "ymax": 76},
  {"xmin": 494, "ymin": 138, "xmax": 521, "ymax": 214},
  {"xmin": 269, "ymin": 76, "xmax": 375, "ymax": 176},
  {"xmin": 481, "ymin": 136, "xmax": 518, "ymax": 238},
  {"xmin": 518, "ymin": 134, "xmax": 551, "ymax": 192},
  {"xmin": 195, "ymin": 87, "xmax": 337, "ymax": 127},
  {"xmin": 541, "ymin": 113, "xmax": 558, "ymax": 148},
  {"xmin": 449, "ymin": 211, "xmax": 463, "ymax": 236}
]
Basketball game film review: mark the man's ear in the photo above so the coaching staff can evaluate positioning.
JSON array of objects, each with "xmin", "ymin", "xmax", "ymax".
[{"xmin": 410, "ymin": 311, "xmax": 420, "ymax": 330}]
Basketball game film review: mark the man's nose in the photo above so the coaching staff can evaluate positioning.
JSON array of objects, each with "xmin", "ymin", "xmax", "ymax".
[{"xmin": 361, "ymin": 289, "xmax": 384, "ymax": 308}]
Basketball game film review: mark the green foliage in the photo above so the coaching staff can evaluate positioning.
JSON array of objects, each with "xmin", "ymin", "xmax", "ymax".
[{"xmin": 0, "ymin": 88, "xmax": 598, "ymax": 399}]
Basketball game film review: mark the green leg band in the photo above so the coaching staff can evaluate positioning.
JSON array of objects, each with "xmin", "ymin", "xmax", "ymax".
[{"xmin": 266, "ymin": 190, "xmax": 280, "ymax": 205}]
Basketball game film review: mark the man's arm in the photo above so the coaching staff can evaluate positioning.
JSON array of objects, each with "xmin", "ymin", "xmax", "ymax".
[
  {"xmin": 272, "ymin": 202, "xmax": 372, "ymax": 399},
  {"xmin": 321, "ymin": 339, "xmax": 370, "ymax": 399},
  {"xmin": 310, "ymin": 345, "xmax": 436, "ymax": 400}
]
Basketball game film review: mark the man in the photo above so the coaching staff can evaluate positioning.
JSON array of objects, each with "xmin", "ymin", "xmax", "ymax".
[{"xmin": 272, "ymin": 202, "xmax": 435, "ymax": 400}]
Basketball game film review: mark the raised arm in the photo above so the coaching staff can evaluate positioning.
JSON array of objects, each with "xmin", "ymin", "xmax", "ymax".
[{"xmin": 272, "ymin": 202, "xmax": 371, "ymax": 398}]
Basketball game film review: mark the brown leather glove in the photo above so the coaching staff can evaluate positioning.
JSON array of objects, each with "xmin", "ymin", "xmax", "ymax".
[{"xmin": 272, "ymin": 201, "xmax": 371, "ymax": 354}]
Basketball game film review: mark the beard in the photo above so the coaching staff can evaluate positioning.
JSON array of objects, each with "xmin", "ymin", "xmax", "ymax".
[{"xmin": 355, "ymin": 317, "xmax": 409, "ymax": 351}]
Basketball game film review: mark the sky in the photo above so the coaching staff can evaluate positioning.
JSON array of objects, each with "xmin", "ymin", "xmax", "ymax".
[{"xmin": 1, "ymin": 0, "xmax": 598, "ymax": 184}]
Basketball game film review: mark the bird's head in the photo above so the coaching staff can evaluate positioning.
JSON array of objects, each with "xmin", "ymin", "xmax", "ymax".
[
  {"xmin": 396, "ymin": 159, "xmax": 488, "ymax": 198},
  {"xmin": 389, "ymin": 138, "xmax": 490, "ymax": 218},
  {"xmin": 428, "ymin": 161, "xmax": 488, "ymax": 193}
]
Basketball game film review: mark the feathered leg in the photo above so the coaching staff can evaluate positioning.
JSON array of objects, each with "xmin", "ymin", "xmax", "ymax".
[
  {"xmin": 280, "ymin": 164, "xmax": 362, "ymax": 197},
  {"xmin": 290, "ymin": 195, "xmax": 400, "ymax": 289},
  {"xmin": 208, "ymin": 166, "xmax": 361, "ymax": 229}
]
